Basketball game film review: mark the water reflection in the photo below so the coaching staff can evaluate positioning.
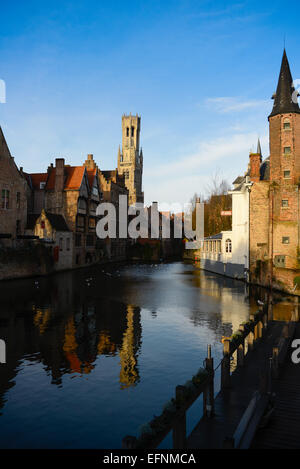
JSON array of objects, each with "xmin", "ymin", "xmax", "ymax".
[{"xmin": 0, "ymin": 261, "xmax": 294, "ymax": 448}]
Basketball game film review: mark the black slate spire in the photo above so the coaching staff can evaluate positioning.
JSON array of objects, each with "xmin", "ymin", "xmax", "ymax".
[
  {"xmin": 269, "ymin": 49, "xmax": 300, "ymax": 118},
  {"xmin": 257, "ymin": 138, "xmax": 262, "ymax": 156}
]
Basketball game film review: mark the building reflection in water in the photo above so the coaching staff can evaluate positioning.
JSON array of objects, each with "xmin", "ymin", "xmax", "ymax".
[{"xmin": 0, "ymin": 272, "xmax": 143, "ymax": 412}]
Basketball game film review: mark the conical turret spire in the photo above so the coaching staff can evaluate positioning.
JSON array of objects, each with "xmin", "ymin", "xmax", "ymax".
[
  {"xmin": 269, "ymin": 49, "xmax": 300, "ymax": 118},
  {"xmin": 257, "ymin": 138, "xmax": 262, "ymax": 156}
]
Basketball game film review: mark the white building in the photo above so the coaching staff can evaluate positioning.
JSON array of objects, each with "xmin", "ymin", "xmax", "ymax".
[{"xmin": 199, "ymin": 140, "xmax": 263, "ymax": 280}]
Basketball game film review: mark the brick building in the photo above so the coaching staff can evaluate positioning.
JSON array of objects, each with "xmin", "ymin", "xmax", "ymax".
[
  {"xmin": 83, "ymin": 153, "xmax": 128, "ymax": 259},
  {"xmin": 249, "ymin": 50, "xmax": 300, "ymax": 294},
  {"xmin": 25, "ymin": 158, "xmax": 102, "ymax": 267},
  {"xmin": 0, "ymin": 127, "xmax": 28, "ymax": 245}
]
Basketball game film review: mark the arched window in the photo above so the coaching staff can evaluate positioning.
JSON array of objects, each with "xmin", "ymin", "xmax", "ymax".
[{"xmin": 225, "ymin": 239, "xmax": 232, "ymax": 253}]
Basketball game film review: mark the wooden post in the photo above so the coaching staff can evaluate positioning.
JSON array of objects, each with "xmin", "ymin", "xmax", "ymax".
[
  {"xmin": 238, "ymin": 324, "xmax": 245, "ymax": 365},
  {"xmin": 272, "ymin": 346, "xmax": 279, "ymax": 379},
  {"xmin": 221, "ymin": 339, "xmax": 231, "ymax": 389},
  {"xmin": 237, "ymin": 343, "xmax": 244, "ymax": 367},
  {"xmin": 172, "ymin": 385, "xmax": 186, "ymax": 449},
  {"xmin": 257, "ymin": 321, "xmax": 263, "ymax": 339},
  {"xmin": 122, "ymin": 435, "xmax": 137, "ymax": 449},
  {"xmin": 204, "ymin": 344, "xmax": 214, "ymax": 417},
  {"xmin": 248, "ymin": 330, "xmax": 254, "ymax": 352}
]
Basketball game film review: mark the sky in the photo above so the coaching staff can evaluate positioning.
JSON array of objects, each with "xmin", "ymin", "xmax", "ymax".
[{"xmin": 0, "ymin": 0, "xmax": 299, "ymax": 207}]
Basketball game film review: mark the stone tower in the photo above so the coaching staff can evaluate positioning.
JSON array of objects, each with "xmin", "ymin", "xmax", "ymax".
[
  {"xmin": 268, "ymin": 49, "xmax": 300, "ymax": 285},
  {"xmin": 117, "ymin": 113, "xmax": 144, "ymax": 205}
]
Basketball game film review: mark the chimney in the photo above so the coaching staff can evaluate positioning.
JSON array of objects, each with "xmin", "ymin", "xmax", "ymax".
[
  {"xmin": 249, "ymin": 152, "xmax": 261, "ymax": 182},
  {"xmin": 55, "ymin": 158, "xmax": 65, "ymax": 192},
  {"xmin": 47, "ymin": 163, "xmax": 54, "ymax": 174}
]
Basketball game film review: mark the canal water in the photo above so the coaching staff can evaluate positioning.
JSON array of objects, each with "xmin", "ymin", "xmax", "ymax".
[{"xmin": 0, "ymin": 261, "xmax": 259, "ymax": 448}]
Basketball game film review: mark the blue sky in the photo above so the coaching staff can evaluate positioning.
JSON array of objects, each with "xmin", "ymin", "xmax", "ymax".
[{"xmin": 0, "ymin": 0, "xmax": 299, "ymax": 205}]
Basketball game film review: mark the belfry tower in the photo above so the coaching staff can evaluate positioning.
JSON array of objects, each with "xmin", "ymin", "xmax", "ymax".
[{"xmin": 117, "ymin": 113, "xmax": 144, "ymax": 205}]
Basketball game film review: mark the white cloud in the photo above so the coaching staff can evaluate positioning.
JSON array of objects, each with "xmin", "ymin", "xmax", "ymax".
[
  {"xmin": 144, "ymin": 131, "xmax": 268, "ymax": 206},
  {"xmin": 205, "ymin": 97, "xmax": 269, "ymax": 113}
]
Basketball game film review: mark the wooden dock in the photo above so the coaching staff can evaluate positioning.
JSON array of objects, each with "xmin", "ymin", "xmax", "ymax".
[
  {"xmin": 252, "ymin": 322, "xmax": 300, "ymax": 449},
  {"xmin": 123, "ymin": 306, "xmax": 300, "ymax": 450},
  {"xmin": 187, "ymin": 320, "xmax": 285, "ymax": 448}
]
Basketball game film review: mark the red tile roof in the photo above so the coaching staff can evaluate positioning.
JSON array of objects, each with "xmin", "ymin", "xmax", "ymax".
[
  {"xmin": 29, "ymin": 173, "xmax": 48, "ymax": 190},
  {"xmin": 46, "ymin": 166, "xmax": 86, "ymax": 190},
  {"xmin": 86, "ymin": 169, "xmax": 97, "ymax": 189}
]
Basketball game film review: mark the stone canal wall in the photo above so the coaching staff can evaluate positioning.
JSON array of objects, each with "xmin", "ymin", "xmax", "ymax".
[{"xmin": 0, "ymin": 244, "xmax": 54, "ymax": 280}]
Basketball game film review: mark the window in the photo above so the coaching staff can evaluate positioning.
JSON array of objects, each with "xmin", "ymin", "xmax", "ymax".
[
  {"xmin": 66, "ymin": 238, "xmax": 70, "ymax": 251},
  {"xmin": 282, "ymin": 199, "xmax": 289, "ymax": 208},
  {"xmin": 59, "ymin": 237, "xmax": 63, "ymax": 251},
  {"xmin": 284, "ymin": 170, "xmax": 291, "ymax": 178},
  {"xmin": 40, "ymin": 182, "xmax": 46, "ymax": 189},
  {"xmin": 284, "ymin": 120, "xmax": 291, "ymax": 129},
  {"xmin": 92, "ymin": 186, "xmax": 98, "ymax": 196},
  {"xmin": 274, "ymin": 255, "xmax": 286, "ymax": 268},
  {"xmin": 1, "ymin": 189, "xmax": 9, "ymax": 209},
  {"xmin": 125, "ymin": 170, "xmax": 129, "ymax": 179},
  {"xmin": 120, "ymin": 155, "xmax": 123, "ymax": 162},
  {"xmin": 16, "ymin": 220, "xmax": 21, "ymax": 235},
  {"xmin": 126, "ymin": 127, "xmax": 129, "ymax": 137},
  {"xmin": 225, "ymin": 239, "xmax": 232, "ymax": 253},
  {"xmin": 282, "ymin": 237, "xmax": 290, "ymax": 244},
  {"xmin": 89, "ymin": 217, "xmax": 96, "ymax": 229},
  {"xmin": 86, "ymin": 234, "xmax": 94, "ymax": 246},
  {"xmin": 75, "ymin": 234, "xmax": 81, "ymax": 247},
  {"xmin": 76, "ymin": 215, "xmax": 85, "ymax": 228},
  {"xmin": 131, "ymin": 126, "xmax": 134, "ymax": 137},
  {"xmin": 78, "ymin": 198, "xmax": 87, "ymax": 212},
  {"xmin": 284, "ymin": 146, "xmax": 291, "ymax": 154},
  {"xmin": 16, "ymin": 192, "xmax": 21, "ymax": 209}
]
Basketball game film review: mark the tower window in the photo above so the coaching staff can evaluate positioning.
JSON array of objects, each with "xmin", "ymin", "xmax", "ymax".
[
  {"xmin": 284, "ymin": 121, "xmax": 291, "ymax": 129},
  {"xmin": 282, "ymin": 199, "xmax": 289, "ymax": 208},
  {"xmin": 282, "ymin": 237, "xmax": 290, "ymax": 244},
  {"xmin": 284, "ymin": 146, "xmax": 291, "ymax": 154},
  {"xmin": 131, "ymin": 126, "xmax": 134, "ymax": 137},
  {"xmin": 283, "ymin": 170, "xmax": 291, "ymax": 178},
  {"xmin": 126, "ymin": 127, "xmax": 129, "ymax": 137}
]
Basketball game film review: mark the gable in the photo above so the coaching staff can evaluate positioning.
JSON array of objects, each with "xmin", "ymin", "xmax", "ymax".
[
  {"xmin": 0, "ymin": 127, "xmax": 12, "ymax": 159},
  {"xmin": 79, "ymin": 171, "xmax": 89, "ymax": 197}
]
